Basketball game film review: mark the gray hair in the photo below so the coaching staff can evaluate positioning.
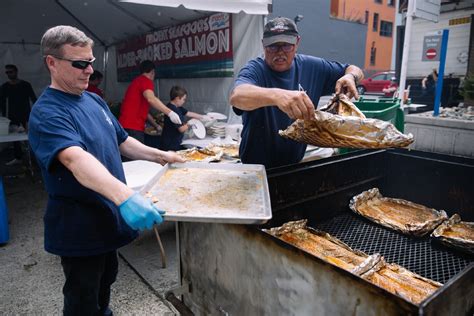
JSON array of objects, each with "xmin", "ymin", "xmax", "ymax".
[{"xmin": 41, "ymin": 25, "xmax": 94, "ymax": 57}]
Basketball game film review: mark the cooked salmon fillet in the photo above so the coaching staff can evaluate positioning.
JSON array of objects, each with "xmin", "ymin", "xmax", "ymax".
[
  {"xmin": 350, "ymin": 188, "xmax": 448, "ymax": 236},
  {"xmin": 177, "ymin": 147, "xmax": 222, "ymax": 162},
  {"xmin": 279, "ymin": 111, "xmax": 413, "ymax": 149},
  {"xmin": 431, "ymin": 214, "xmax": 474, "ymax": 254},
  {"xmin": 361, "ymin": 259, "xmax": 441, "ymax": 305},
  {"xmin": 265, "ymin": 219, "xmax": 442, "ymax": 305},
  {"xmin": 264, "ymin": 220, "xmax": 368, "ymax": 272},
  {"xmin": 279, "ymin": 94, "xmax": 413, "ymax": 149}
]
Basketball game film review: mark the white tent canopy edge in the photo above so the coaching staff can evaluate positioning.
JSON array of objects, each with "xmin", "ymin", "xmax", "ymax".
[{"xmin": 120, "ymin": 0, "xmax": 272, "ymax": 15}]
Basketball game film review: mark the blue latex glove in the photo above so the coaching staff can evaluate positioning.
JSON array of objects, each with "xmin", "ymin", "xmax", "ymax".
[{"xmin": 118, "ymin": 193, "xmax": 165, "ymax": 231}]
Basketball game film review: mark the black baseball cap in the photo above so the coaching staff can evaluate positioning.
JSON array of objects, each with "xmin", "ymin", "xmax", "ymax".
[{"xmin": 262, "ymin": 17, "xmax": 299, "ymax": 47}]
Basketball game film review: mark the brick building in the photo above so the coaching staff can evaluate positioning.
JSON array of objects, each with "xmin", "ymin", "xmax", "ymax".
[{"xmin": 331, "ymin": 0, "xmax": 397, "ymax": 73}]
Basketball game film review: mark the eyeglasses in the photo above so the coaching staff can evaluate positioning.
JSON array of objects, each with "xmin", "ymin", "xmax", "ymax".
[
  {"xmin": 50, "ymin": 55, "xmax": 96, "ymax": 70},
  {"xmin": 265, "ymin": 43, "xmax": 295, "ymax": 53},
  {"xmin": 5, "ymin": 70, "xmax": 14, "ymax": 74}
]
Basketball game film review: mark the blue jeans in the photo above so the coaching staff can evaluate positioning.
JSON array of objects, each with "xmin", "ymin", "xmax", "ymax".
[{"xmin": 60, "ymin": 251, "xmax": 118, "ymax": 316}]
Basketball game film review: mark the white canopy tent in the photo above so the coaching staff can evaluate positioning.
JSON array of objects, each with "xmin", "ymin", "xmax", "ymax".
[
  {"xmin": 0, "ymin": 0, "xmax": 271, "ymax": 118},
  {"xmin": 120, "ymin": 0, "xmax": 272, "ymax": 15}
]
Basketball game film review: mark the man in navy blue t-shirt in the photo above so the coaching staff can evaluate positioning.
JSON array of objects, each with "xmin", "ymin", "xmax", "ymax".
[
  {"xmin": 229, "ymin": 17, "xmax": 364, "ymax": 169},
  {"xmin": 28, "ymin": 25, "xmax": 184, "ymax": 316}
]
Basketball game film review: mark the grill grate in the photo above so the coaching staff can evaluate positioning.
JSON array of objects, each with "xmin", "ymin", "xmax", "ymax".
[{"xmin": 312, "ymin": 212, "xmax": 473, "ymax": 284}]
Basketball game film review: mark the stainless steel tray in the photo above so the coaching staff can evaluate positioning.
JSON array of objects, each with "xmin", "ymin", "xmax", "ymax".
[{"xmin": 139, "ymin": 162, "xmax": 272, "ymax": 224}]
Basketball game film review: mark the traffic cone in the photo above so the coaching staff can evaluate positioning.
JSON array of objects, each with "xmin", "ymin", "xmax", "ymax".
[{"xmin": 0, "ymin": 176, "xmax": 9, "ymax": 244}]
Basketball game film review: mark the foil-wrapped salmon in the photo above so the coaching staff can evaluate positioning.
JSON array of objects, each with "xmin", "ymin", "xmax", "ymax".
[
  {"xmin": 206, "ymin": 144, "xmax": 239, "ymax": 158},
  {"xmin": 177, "ymin": 147, "xmax": 223, "ymax": 162},
  {"xmin": 360, "ymin": 258, "xmax": 442, "ymax": 305},
  {"xmin": 431, "ymin": 214, "xmax": 474, "ymax": 255},
  {"xmin": 263, "ymin": 219, "xmax": 369, "ymax": 272},
  {"xmin": 349, "ymin": 188, "xmax": 448, "ymax": 236},
  {"xmin": 265, "ymin": 219, "xmax": 442, "ymax": 305},
  {"xmin": 279, "ymin": 94, "xmax": 414, "ymax": 149}
]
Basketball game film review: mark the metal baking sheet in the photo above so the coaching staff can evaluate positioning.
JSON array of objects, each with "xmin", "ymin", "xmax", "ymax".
[{"xmin": 139, "ymin": 162, "xmax": 272, "ymax": 224}]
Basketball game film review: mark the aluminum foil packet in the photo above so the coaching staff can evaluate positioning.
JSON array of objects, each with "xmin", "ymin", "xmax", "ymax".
[
  {"xmin": 349, "ymin": 188, "xmax": 448, "ymax": 236},
  {"xmin": 279, "ymin": 94, "xmax": 414, "ymax": 149},
  {"xmin": 431, "ymin": 214, "xmax": 474, "ymax": 255}
]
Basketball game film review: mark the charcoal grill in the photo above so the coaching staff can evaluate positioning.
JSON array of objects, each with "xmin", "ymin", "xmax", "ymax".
[{"xmin": 171, "ymin": 149, "xmax": 474, "ymax": 315}]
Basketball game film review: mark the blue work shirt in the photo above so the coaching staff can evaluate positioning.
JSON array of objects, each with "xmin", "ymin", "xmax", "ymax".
[
  {"xmin": 159, "ymin": 103, "xmax": 188, "ymax": 151},
  {"xmin": 29, "ymin": 87, "xmax": 138, "ymax": 256},
  {"xmin": 233, "ymin": 54, "xmax": 348, "ymax": 168}
]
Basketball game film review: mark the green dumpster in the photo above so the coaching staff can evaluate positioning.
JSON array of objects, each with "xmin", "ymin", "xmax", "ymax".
[
  {"xmin": 353, "ymin": 97, "xmax": 404, "ymax": 132},
  {"xmin": 338, "ymin": 97, "xmax": 405, "ymax": 155}
]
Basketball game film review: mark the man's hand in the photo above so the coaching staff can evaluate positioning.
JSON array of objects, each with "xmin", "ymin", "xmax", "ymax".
[
  {"xmin": 156, "ymin": 150, "xmax": 185, "ymax": 165},
  {"xmin": 335, "ymin": 74, "xmax": 359, "ymax": 100},
  {"xmin": 118, "ymin": 193, "xmax": 165, "ymax": 231},
  {"xmin": 167, "ymin": 111, "xmax": 182, "ymax": 125},
  {"xmin": 276, "ymin": 90, "xmax": 315, "ymax": 120}
]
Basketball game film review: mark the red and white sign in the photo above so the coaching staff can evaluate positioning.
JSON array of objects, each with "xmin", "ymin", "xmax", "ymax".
[
  {"xmin": 422, "ymin": 32, "xmax": 441, "ymax": 62},
  {"xmin": 426, "ymin": 48, "xmax": 437, "ymax": 60}
]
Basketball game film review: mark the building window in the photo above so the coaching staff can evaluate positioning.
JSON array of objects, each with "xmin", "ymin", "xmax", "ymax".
[
  {"xmin": 375, "ymin": 0, "xmax": 382, "ymax": 3},
  {"xmin": 373, "ymin": 13, "xmax": 379, "ymax": 31},
  {"xmin": 370, "ymin": 44, "xmax": 377, "ymax": 66},
  {"xmin": 387, "ymin": 0, "xmax": 395, "ymax": 6},
  {"xmin": 365, "ymin": 10, "xmax": 369, "ymax": 24},
  {"xmin": 380, "ymin": 20, "xmax": 393, "ymax": 37}
]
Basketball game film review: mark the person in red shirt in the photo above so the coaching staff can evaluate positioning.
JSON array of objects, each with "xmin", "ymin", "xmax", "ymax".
[
  {"xmin": 382, "ymin": 77, "xmax": 398, "ymax": 97},
  {"xmin": 119, "ymin": 60, "xmax": 181, "ymax": 143},
  {"xmin": 86, "ymin": 70, "xmax": 104, "ymax": 98}
]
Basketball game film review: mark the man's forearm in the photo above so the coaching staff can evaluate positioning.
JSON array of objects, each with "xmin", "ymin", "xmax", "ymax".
[
  {"xmin": 120, "ymin": 136, "xmax": 162, "ymax": 161},
  {"xmin": 229, "ymin": 84, "xmax": 283, "ymax": 111},
  {"xmin": 58, "ymin": 146, "xmax": 133, "ymax": 205},
  {"xmin": 149, "ymin": 97, "xmax": 171, "ymax": 115}
]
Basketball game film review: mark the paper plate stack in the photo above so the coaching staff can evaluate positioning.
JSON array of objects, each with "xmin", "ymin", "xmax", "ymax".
[{"xmin": 207, "ymin": 122, "xmax": 226, "ymax": 137}]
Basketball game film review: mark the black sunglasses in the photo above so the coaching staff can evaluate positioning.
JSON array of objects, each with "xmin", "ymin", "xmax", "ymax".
[
  {"xmin": 5, "ymin": 70, "xmax": 14, "ymax": 74},
  {"xmin": 50, "ymin": 55, "xmax": 96, "ymax": 70},
  {"xmin": 265, "ymin": 43, "xmax": 295, "ymax": 53}
]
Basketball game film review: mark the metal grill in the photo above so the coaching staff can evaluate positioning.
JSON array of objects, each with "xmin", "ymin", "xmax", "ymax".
[{"xmin": 312, "ymin": 213, "xmax": 473, "ymax": 284}]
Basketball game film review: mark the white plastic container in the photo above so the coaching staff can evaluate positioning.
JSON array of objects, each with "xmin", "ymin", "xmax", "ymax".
[{"xmin": 0, "ymin": 117, "xmax": 10, "ymax": 136}]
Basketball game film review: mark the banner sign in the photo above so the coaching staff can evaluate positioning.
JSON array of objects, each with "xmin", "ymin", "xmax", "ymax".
[{"xmin": 116, "ymin": 13, "xmax": 233, "ymax": 82}]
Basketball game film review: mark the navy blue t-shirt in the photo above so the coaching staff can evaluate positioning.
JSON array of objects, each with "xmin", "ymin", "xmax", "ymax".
[
  {"xmin": 159, "ymin": 103, "xmax": 188, "ymax": 151},
  {"xmin": 28, "ymin": 87, "xmax": 138, "ymax": 256},
  {"xmin": 233, "ymin": 54, "xmax": 348, "ymax": 168}
]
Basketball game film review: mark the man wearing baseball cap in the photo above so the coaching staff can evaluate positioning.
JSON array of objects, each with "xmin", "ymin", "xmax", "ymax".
[{"xmin": 229, "ymin": 17, "xmax": 364, "ymax": 168}]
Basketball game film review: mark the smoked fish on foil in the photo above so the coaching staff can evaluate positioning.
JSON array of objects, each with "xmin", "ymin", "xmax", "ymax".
[
  {"xmin": 431, "ymin": 214, "xmax": 474, "ymax": 255},
  {"xmin": 264, "ymin": 219, "xmax": 441, "ymax": 305},
  {"xmin": 279, "ymin": 94, "xmax": 414, "ymax": 149},
  {"xmin": 349, "ymin": 188, "xmax": 448, "ymax": 236}
]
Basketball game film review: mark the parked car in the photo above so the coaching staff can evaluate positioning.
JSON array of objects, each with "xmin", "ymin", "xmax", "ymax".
[{"xmin": 357, "ymin": 71, "xmax": 396, "ymax": 95}]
